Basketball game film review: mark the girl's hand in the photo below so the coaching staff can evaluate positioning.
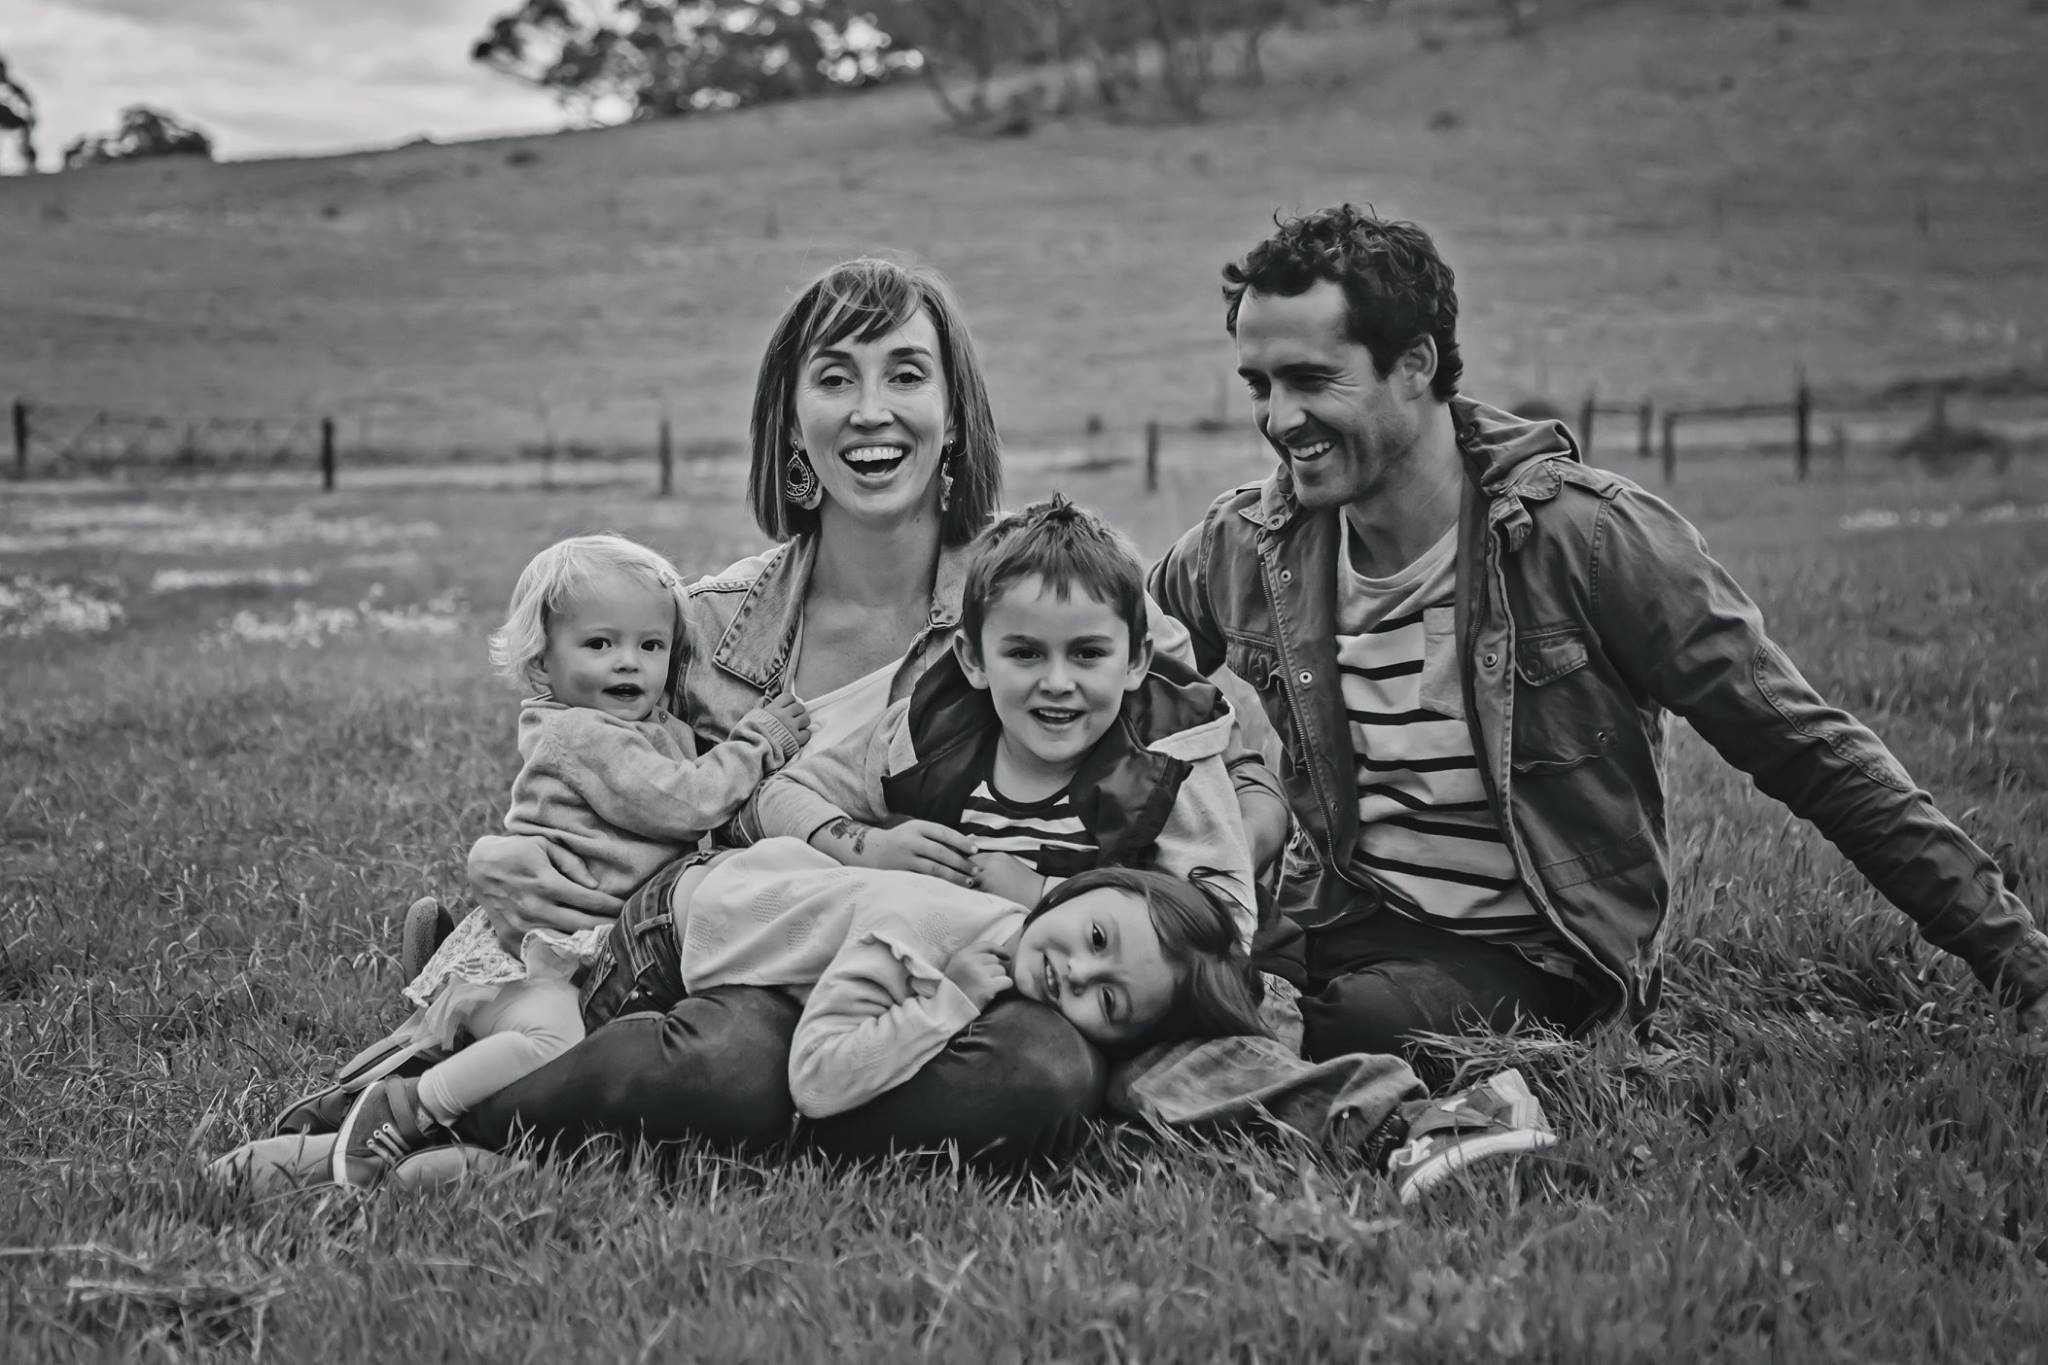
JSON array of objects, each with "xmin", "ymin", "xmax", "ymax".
[
  {"xmin": 969, "ymin": 850, "xmax": 1048, "ymax": 907},
  {"xmin": 942, "ymin": 942, "xmax": 1011, "ymax": 1010},
  {"xmin": 813, "ymin": 817, "xmax": 979, "ymax": 887},
  {"xmin": 466, "ymin": 833, "xmax": 622, "ymax": 951}
]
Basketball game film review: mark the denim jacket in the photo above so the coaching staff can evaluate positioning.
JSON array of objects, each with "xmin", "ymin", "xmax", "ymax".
[
  {"xmin": 674, "ymin": 534, "xmax": 969, "ymax": 749},
  {"xmin": 1150, "ymin": 396, "xmax": 2048, "ymax": 1025}
]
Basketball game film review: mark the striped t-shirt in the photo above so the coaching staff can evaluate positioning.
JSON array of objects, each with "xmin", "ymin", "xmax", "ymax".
[
  {"xmin": 954, "ymin": 770, "xmax": 1098, "ymax": 878},
  {"xmin": 1336, "ymin": 518, "xmax": 1572, "ymax": 975}
]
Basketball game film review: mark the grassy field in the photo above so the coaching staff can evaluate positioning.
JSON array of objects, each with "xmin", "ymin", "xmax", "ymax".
[
  {"xmin": 2, "ymin": 0, "xmax": 2046, "ymax": 460},
  {"xmin": 4, "ymin": 447, "xmax": 2048, "ymax": 1360},
  {"xmin": 6, "ymin": 0, "xmax": 2048, "ymax": 1357}
]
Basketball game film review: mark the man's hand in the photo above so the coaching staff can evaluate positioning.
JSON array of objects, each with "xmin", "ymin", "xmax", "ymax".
[
  {"xmin": 942, "ymin": 942, "xmax": 1011, "ymax": 1010},
  {"xmin": 2020, "ymin": 993, "xmax": 2048, "ymax": 1036},
  {"xmin": 467, "ymin": 833, "xmax": 623, "ymax": 952},
  {"xmin": 811, "ymin": 817, "xmax": 978, "ymax": 887},
  {"xmin": 970, "ymin": 850, "xmax": 1048, "ymax": 907}
]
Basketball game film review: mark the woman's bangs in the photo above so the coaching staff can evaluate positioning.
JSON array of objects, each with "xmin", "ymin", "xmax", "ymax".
[{"xmin": 801, "ymin": 273, "xmax": 918, "ymax": 358}]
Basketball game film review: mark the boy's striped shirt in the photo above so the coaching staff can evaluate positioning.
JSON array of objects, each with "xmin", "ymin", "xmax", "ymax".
[
  {"xmin": 1335, "ymin": 519, "xmax": 1572, "ymax": 975},
  {"xmin": 955, "ymin": 774, "xmax": 1097, "ymax": 877}
]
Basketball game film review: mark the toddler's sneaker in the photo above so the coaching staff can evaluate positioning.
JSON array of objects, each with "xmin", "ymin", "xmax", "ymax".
[
  {"xmin": 1385, "ymin": 1067, "xmax": 1558, "ymax": 1204},
  {"xmin": 269, "ymin": 1030, "xmax": 437, "ymax": 1136},
  {"xmin": 333, "ymin": 1077, "xmax": 450, "ymax": 1187},
  {"xmin": 402, "ymin": 895, "xmax": 456, "ymax": 982}
]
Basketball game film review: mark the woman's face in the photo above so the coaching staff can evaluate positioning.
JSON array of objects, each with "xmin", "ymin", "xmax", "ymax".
[{"xmin": 791, "ymin": 307, "xmax": 953, "ymax": 529}]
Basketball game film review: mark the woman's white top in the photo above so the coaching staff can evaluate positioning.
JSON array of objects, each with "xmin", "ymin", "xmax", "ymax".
[{"xmin": 791, "ymin": 620, "xmax": 897, "ymax": 754}]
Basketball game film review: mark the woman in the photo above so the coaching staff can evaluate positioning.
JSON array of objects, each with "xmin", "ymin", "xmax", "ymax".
[{"xmin": 453, "ymin": 258, "xmax": 1288, "ymax": 1166}]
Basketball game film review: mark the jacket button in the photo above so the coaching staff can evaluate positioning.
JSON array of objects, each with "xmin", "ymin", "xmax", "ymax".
[
  {"xmin": 1484, "ymin": 651, "xmax": 1499, "ymax": 668},
  {"xmin": 1298, "ymin": 670, "xmax": 1313, "ymax": 685},
  {"xmin": 1269, "ymin": 514, "xmax": 1285, "ymax": 528},
  {"xmin": 1279, "ymin": 569, "xmax": 1293, "ymax": 584}
]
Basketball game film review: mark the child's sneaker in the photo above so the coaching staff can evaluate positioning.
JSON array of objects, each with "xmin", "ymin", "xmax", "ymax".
[
  {"xmin": 1385, "ymin": 1067, "xmax": 1557, "ymax": 1204},
  {"xmin": 269, "ymin": 1031, "xmax": 437, "ymax": 1137},
  {"xmin": 332, "ymin": 1077, "xmax": 449, "ymax": 1187},
  {"xmin": 401, "ymin": 895, "xmax": 456, "ymax": 982}
]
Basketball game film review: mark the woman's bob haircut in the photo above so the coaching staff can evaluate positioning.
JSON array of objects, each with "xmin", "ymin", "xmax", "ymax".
[{"xmin": 747, "ymin": 257, "xmax": 1002, "ymax": 547}]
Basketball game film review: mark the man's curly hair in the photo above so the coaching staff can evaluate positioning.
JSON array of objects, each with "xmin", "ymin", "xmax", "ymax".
[{"xmin": 1222, "ymin": 205, "xmax": 1464, "ymax": 402}]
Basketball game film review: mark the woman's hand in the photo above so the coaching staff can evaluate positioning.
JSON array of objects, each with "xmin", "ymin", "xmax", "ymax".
[
  {"xmin": 942, "ymin": 942, "xmax": 1011, "ymax": 1010},
  {"xmin": 969, "ymin": 850, "xmax": 1048, "ymax": 908},
  {"xmin": 810, "ymin": 817, "xmax": 978, "ymax": 886},
  {"xmin": 466, "ymin": 833, "xmax": 624, "ymax": 951}
]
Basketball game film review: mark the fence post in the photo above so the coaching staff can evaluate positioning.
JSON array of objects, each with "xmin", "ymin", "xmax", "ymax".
[
  {"xmin": 1660, "ymin": 411, "xmax": 1678, "ymax": 484},
  {"xmin": 320, "ymin": 416, "xmax": 336, "ymax": 492},
  {"xmin": 11, "ymin": 400, "xmax": 25, "ymax": 480},
  {"xmin": 1578, "ymin": 387, "xmax": 1597, "ymax": 459},
  {"xmin": 1144, "ymin": 420, "xmax": 1161, "ymax": 494},
  {"xmin": 1637, "ymin": 402, "xmax": 1653, "ymax": 460},
  {"xmin": 657, "ymin": 418, "xmax": 674, "ymax": 497},
  {"xmin": 1793, "ymin": 372, "xmax": 1812, "ymax": 481}
]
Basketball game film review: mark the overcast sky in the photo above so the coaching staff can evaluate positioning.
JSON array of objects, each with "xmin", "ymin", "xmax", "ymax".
[{"xmin": 9, "ymin": 0, "xmax": 573, "ymax": 164}]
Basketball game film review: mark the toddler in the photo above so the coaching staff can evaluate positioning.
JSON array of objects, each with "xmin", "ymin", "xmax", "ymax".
[{"xmin": 324, "ymin": 533, "xmax": 808, "ymax": 1185}]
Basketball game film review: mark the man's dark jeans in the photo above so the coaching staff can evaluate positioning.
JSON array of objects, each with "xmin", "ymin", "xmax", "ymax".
[
  {"xmin": 454, "ymin": 861, "xmax": 1107, "ymax": 1167},
  {"xmin": 1299, "ymin": 911, "xmax": 1593, "ymax": 1082}
]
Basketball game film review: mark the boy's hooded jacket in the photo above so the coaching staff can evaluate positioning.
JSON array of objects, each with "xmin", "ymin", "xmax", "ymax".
[{"xmin": 751, "ymin": 651, "xmax": 1259, "ymax": 944}]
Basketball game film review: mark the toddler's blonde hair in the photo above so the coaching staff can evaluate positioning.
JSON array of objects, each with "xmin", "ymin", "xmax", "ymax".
[{"xmin": 490, "ymin": 534, "xmax": 688, "ymax": 690}]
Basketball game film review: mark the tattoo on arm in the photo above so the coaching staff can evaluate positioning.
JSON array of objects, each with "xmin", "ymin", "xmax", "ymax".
[{"xmin": 823, "ymin": 817, "xmax": 869, "ymax": 857}]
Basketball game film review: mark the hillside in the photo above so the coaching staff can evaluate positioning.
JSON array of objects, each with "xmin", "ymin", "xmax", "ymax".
[{"xmin": 3, "ymin": 0, "xmax": 2045, "ymax": 458}]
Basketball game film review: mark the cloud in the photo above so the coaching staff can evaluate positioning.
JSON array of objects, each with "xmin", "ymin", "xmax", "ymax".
[{"xmin": 9, "ymin": 0, "xmax": 569, "ymax": 161}]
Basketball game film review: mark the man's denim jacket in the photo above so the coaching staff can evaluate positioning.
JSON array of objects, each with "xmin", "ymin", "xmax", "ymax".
[{"xmin": 1149, "ymin": 396, "xmax": 2048, "ymax": 1026}]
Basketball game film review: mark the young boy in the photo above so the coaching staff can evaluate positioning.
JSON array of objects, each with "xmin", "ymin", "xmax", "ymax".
[{"xmin": 751, "ymin": 495, "xmax": 1260, "ymax": 947}]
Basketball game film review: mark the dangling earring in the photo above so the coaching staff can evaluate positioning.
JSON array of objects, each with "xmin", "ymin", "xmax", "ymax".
[
  {"xmin": 938, "ymin": 442, "xmax": 957, "ymax": 514},
  {"xmin": 784, "ymin": 446, "xmax": 821, "ymax": 509}
]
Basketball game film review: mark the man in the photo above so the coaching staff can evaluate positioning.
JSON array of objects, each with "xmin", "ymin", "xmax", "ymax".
[{"xmin": 1149, "ymin": 204, "xmax": 2048, "ymax": 1062}]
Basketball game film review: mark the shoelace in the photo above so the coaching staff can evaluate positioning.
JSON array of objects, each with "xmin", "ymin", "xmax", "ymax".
[{"xmin": 365, "ymin": 1122, "xmax": 413, "ymax": 1166}]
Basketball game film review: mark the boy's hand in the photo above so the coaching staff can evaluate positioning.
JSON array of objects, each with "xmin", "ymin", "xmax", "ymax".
[
  {"xmin": 942, "ymin": 942, "xmax": 1011, "ymax": 1010},
  {"xmin": 970, "ymin": 850, "xmax": 1048, "ymax": 907},
  {"xmin": 813, "ymin": 817, "xmax": 979, "ymax": 887},
  {"xmin": 758, "ymin": 691, "xmax": 812, "ymax": 754}
]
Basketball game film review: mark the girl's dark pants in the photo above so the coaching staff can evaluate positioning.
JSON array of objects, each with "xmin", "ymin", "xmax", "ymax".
[{"xmin": 453, "ymin": 857, "xmax": 1106, "ymax": 1167}]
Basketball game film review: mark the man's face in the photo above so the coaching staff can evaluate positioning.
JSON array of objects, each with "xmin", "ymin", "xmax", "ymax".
[{"xmin": 1234, "ymin": 279, "xmax": 1424, "ymax": 511}]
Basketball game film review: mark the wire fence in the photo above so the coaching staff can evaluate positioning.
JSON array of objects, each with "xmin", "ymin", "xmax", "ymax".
[{"xmin": 11, "ymin": 377, "xmax": 2047, "ymax": 496}]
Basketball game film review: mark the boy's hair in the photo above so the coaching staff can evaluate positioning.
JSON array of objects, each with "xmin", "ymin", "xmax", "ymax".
[
  {"xmin": 1025, "ymin": 865, "xmax": 1266, "ymax": 1052},
  {"xmin": 1221, "ymin": 204, "xmax": 1464, "ymax": 402},
  {"xmin": 957, "ymin": 495, "xmax": 1148, "ymax": 659},
  {"xmin": 489, "ymin": 534, "xmax": 688, "ymax": 691},
  {"xmin": 748, "ymin": 256, "xmax": 1003, "ymax": 548}
]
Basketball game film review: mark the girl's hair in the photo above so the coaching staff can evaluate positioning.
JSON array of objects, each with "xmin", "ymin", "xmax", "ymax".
[
  {"xmin": 489, "ymin": 534, "xmax": 688, "ymax": 691},
  {"xmin": 1024, "ymin": 865, "xmax": 1266, "ymax": 1051},
  {"xmin": 957, "ymin": 495, "xmax": 1148, "ymax": 659},
  {"xmin": 747, "ymin": 257, "xmax": 1002, "ymax": 547}
]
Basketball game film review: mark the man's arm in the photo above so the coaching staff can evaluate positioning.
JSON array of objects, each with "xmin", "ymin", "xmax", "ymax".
[{"xmin": 1590, "ymin": 486, "xmax": 2048, "ymax": 1013}]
